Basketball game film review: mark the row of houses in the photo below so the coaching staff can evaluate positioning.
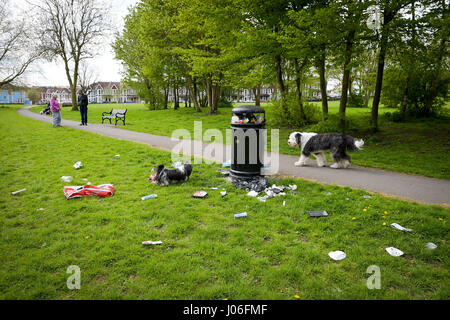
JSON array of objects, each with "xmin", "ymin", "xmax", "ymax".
[
  {"xmin": 0, "ymin": 84, "xmax": 32, "ymax": 104},
  {"xmin": 39, "ymin": 82, "xmax": 141, "ymax": 104}
]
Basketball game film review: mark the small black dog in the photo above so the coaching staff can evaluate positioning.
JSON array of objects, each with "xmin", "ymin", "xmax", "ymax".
[{"xmin": 150, "ymin": 162, "xmax": 193, "ymax": 186}]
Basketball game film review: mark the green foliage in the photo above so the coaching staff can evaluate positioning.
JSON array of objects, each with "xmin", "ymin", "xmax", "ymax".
[
  {"xmin": 270, "ymin": 92, "xmax": 321, "ymax": 128},
  {"xmin": 348, "ymin": 93, "xmax": 365, "ymax": 108}
]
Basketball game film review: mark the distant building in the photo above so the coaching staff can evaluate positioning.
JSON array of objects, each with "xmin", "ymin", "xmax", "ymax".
[
  {"xmin": 0, "ymin": 84, "xmax": 31, "ymax": 104},
  {"xmin": 39, "ymin": 87, "xmax": 73, "ymax": 104},
  {"xmin": 87, "ymin": 82, "xmax": 140, "ymax": 103}
]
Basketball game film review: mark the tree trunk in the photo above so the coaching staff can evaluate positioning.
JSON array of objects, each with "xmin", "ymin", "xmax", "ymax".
[
  {"xmin": 371, "ymin": 9, "xmax": 395, "ymax": 130},
  {"xmin": 348, "ymin": 76, "xmax": 354, "ymax": 105},
  {"xmin": 317, "ymin": 52, "xmax": 328, "ymax": 120},
  {"xmin": 164, "ymin": 87, "xmax": 168, "ymax": 109},
  {"xmin": 275, "ymin": 55, "xmax": 289, "ymax": 117},
  {"xmin": 400, "ymin": 76, "xmax": 410, "ymax": 116},
  {"xmin": 339, "ymin": 30, "xmax": 355, "ymax": 133},
  {"xmin": 294, "ymin": 58, "xmax": 305, "ymax": 120},
  {"xmin": 364, "ymin": 88, "xmax": 371, "ymax": 108},
  {"xmin": 253, "ymin": 86, "xmax": 261, "ymax": 106}
]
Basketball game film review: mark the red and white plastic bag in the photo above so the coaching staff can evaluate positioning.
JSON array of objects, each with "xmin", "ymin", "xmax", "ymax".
[{"xmin": 64, "ymin": 184, "xmax": 114, "ymax": 199}]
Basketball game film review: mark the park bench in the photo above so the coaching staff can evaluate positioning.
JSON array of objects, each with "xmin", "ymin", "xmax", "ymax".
[{"xmin": 102, "ymin": 109, "xmax": 127, "ymax": 126}]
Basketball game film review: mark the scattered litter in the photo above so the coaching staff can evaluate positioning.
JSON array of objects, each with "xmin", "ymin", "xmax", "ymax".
[
  {"xmin": 210, "ymin": 187, "xmax": 218, "ymax": 190},
  {"xmin": 141, "ymin": 194, "xmax": 157, "ymax": 200},
  {"xmin": 73, "ymin": 161, "xmax": 82, "ymax": 169},
  {"xmin": 115, "ymin": 154, "xmax": 120, "ymax": 157},
  {"xmin": 326, "ymin": 192, "xmax": 332, "ymax": 196},
  {"xmin": 247, "ymin": 190, "xmax": 259, "ymax": 197},
  {"xmin": 363, "ymin": 195, "xmax": 372, "ymax": 199},
  {"xmin": 425, "ymin": 242, "xmax": 437, "ymax": 250},
  {"xmin": 289, "ymin": 185, "xmax": 297, "ymax": 191},
  {"xmin": 11, "ymin": 188, "xmax": 26, "ymax": 195},
  {"xmin": 328, "ymin": 251, "xmax": 346, "ymax": 261},
  {"xmin": 234, "ymin": 212, "xmax": 247, "ymax": 219},
  {"xmin": 64, "ymin": 184, "xmax": 114, "ymax": 199},
  {"xmin": 172, "ymin": 161, "xmax": 182, "ymax": 168},
  {"xmin": 283, "ymin": 201, "xmax": 286, "ymax": 206},
  {"xmin": 220, "ymin": 191, "xmax": 227, "ymax": 197},
  {"xmin": 193, "ymin": 190, "xmax": 208, "ymax": 198},
  {"xmin": 82, "ymin": 178, "xmax": 88, "ymax": 181},
  {"xmin": 308, "ymin": 210, "xmax": 328, "ymax": 217},
  {"xmin": 390, "ymin": 223, "xmax": 412, "ymax": 232},
  {"xmin": 37, "ymin": 208, "xmax": 44, "ymax": 211},
  {"xmin": 142, "ymin": 240, "xmax": 162, "ymax": 245},
  {"xmin": 61, "ymin": 176, "xmax": 73, "ymax": 182},
  {"xmin": 220, "ymin": 170, "xmax": 230, "ymax": 176},
  {"xmin": 257, "ymin": 196, "xmax": 267, "ymax": 202},
  {"xmin": 222, "ymin": 161, "xmax": 231, "ymax": 167},
  {"xmin": 386, "ymin": 247, "xmax": 404, "ymax": 257},
  {"xmin": 232, "ymin": 176, "xmax": 269, "ymax": 193}
]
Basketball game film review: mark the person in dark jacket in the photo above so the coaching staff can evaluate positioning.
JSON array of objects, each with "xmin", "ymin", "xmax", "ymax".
[{"xmin": 77, "ymin": 89, "xmax": 89, "ymax": 125}]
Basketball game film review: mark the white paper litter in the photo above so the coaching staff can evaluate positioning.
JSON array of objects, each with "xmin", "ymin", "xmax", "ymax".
[
  {"xmin": 283, "ymin": 201, "xmax": 286, "ymax": 206},
  {"xmin": 37, "ymin": 208, "xmax": 44, "ymax": 211},
  {"xmin": 220, "ymin": 191, "xmax": 227, "ymax": 197},
  {"xmin": 11, "ymin": 188, "xmax": 26, "ymax": 195},
  {"xmin": 211, "ymin": 187, "xmax": 218, "ymax": 190},
  {"xmin": 390, "ymin": 223, "xmax": 412, "ymax": 232},
  {"xmin": 115, "ymin": 154, "xmax": 120, "ymax": 157},
  {"xmin": 247, "ymin": 190, "xmax": 259, "ymax": 197},
  {"xmin": 363, "ymin": 195, "xmax": 372, "ymax": 199},
  {"xmin": 257, "ymin": 196, "xmax": 267, "ymax": 202},
  {"xmin": 386, "ymin": 247, "xmax": 404, "ymax": 257},
  {"xmin": 142, "ymin": 240, "xmax": 162, "ymax": 245},
  {"xmin": 425, "ymin": 242, "xmax": 437, "ymax": 250},
  {"xmin": 326, "ymin": 192, "xmax": 332, "ymax": 196},
  {"xmin": 61, "ymin": 176, "xmax": 73, "ymax": 182},
  {"xmin": 328, "ymin": 251, "xmax": 346, "ymax": 261},
  {"xmin": 290, "ymin": 185, "xmax": 297, "ymax": 191},
  {"xmin": 73, "ymin": 161, "xmax": 82, "ymax": 169}
]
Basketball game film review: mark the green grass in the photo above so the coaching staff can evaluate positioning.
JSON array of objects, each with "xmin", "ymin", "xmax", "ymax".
[
  {"xmin": 1, "ymin": 106, "xmax": 448, "ymax": 299},
  {"xmin": 30, "ymin": 101, "xmax": 450, "ymax": 179}
]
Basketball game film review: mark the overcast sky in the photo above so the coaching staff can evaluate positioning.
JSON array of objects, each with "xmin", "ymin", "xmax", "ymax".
[{"xmin": 20, "ymin": 0, "xmax": 139, "ymax": 87}]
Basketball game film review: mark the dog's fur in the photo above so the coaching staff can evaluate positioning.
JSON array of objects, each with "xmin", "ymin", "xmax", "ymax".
[
  {"xmin": 150, "ymin": 162, "xmax": 193, "ymax": 186},
  {"xmin": 288, "ymin": 132, "xmax": 364, "ymax": 168}
]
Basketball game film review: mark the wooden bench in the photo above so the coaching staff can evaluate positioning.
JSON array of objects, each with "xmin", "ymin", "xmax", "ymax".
[{"xmin": 102, "ymin": 109, "xmax": 127, "ymax": 126}]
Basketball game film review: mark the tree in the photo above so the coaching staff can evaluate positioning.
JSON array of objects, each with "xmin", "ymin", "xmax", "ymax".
[
  {"xmin": 27, "ymin": 88, "xmax": 41, "ymax": 104},
  {"xmin": 31, "ymin": 0, "xmax": 110, "ymax": 110},
  {"xmin": 0, "ymin": 0, "xmax": 40, "ymax": 87},
  {"xmin": 78, "ymin": 61, "xmax": 98, "ymax": 93},
  {"xmin": 370, "ymin": 0, "xmax": 413, "ymax": 130}
]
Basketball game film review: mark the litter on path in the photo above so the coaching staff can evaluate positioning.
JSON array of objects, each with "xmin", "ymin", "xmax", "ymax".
[
  {"xmin": 234, "ymin": 212, "xmax": 247, "ymax": 219},
  {"xmin": 11, "ymin": 188, "xmax": 26, "ymax": 195},
  {"xmin": 308, "ymin": 210, "xmax": 328, "ymax": 217},
  {"xmin": 425, "ymin": 242, "xmax": 437, "ymax": 250},
  {"xmin": 64, "ymin": 184, "xmax": 114, "ymax": 199},
  {"xmin": 142, "ymin": 240, "xmax": 162, "ymax": 245},
  {"xmin": 386, "ymin": 247, "xmax": 404, "ymax": 257},
  {"xmin": 193, "ymin": 190, "xmax": 208, "ymax": 198},
  {"xmin": 390, "ymin": 223, "xmax": 412, "ymax": 232},
  {"xmin": 61, "ymin": 176, "xmax": 73, "ymax": 182},
  {"xmin": 328, "ymin": 251, "xmax": 346, "ymax": 261},
  {"xmin": 141, "ymin": 194, "xmax": 157, "ymax": 200},
  {"xmin": 73, "ymin": 161, "xmax": 82, "ymax": 169}
]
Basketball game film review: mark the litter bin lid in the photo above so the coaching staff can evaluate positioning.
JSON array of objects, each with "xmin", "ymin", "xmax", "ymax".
[{"xmin": 232, "ymin": 105, "xmax": 265, "ymax": 114}]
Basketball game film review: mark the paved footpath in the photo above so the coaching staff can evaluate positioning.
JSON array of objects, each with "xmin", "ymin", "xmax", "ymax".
[{"xmin": 19, "ymin": 107, "xmax": 450, "ymax": 206}]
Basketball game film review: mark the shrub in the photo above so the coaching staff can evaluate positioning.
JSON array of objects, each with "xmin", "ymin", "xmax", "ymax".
[{"xmin": 269, "ymin": 92, "xmax": 321, "ymax": 128}]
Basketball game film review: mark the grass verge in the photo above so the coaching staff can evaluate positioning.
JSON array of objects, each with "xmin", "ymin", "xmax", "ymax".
[{"xmin": 5, "ymin": 105, "xmax": 448, "ymax": 299}]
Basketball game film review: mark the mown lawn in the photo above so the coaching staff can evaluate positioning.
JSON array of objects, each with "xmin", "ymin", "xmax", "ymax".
[
  {"xmin": 31, "ymin": 101, "xmax": 450, "ymax": 179},
  {"xmin": 1, "ymin": 105, "xmax": 448, "ymax": 299}
]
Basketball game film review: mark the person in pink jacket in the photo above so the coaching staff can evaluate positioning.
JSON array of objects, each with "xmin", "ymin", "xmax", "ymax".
[{"xmin": 50, "ymin": 94, "xmax": 61, "ymax": 127}]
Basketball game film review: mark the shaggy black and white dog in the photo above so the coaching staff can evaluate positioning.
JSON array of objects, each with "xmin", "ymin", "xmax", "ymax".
[
  {"xmin": 149, "ymin": 162, "xmax": 193, "ymax": 186},
  {"xmin": 288, "ymin": 132, "xmax": 364, "ymax": 168}
]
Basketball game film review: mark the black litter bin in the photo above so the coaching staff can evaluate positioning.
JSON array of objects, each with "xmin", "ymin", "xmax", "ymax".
[{"xmin": 230, "ymin": 105, "xmax": 266, "ymax": 178}]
